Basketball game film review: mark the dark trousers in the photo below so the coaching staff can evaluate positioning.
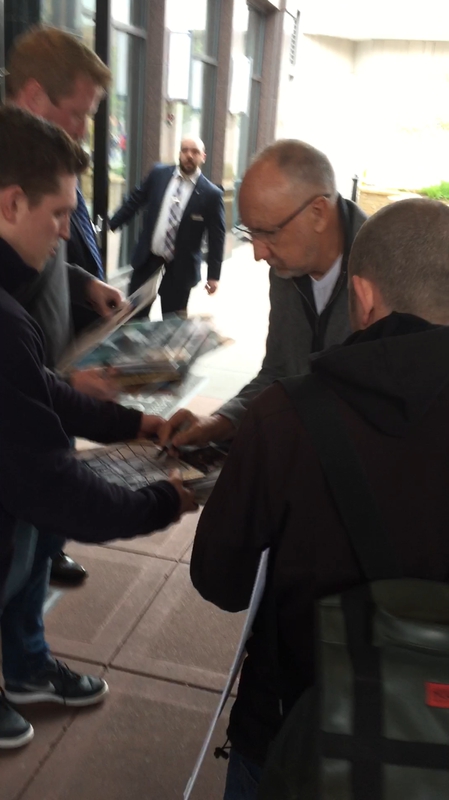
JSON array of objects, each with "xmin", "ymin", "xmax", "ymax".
[
  {"xmin": 223, "ymin": 749, "xmax": 263, "ymax": 800},
  {"xmin": 128, "ymin": 254, "xmax": 191, "ymax": 319},
  {"xmin": 1, "ymin": 522, "xmax": 63, "ymax": 683}
]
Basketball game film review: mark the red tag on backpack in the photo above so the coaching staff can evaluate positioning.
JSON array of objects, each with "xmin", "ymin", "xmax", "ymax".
[{"xmin": 426, "ymin": 682, "xmax": 449, "ymax": 708}]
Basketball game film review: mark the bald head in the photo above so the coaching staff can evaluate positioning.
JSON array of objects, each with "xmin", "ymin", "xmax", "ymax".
[
  {"xmin": 239, "ymin": 139, "xmax": 343, "ymax": 279},
  {"xmin": 179, "ymin": 136, "xmax": 206, "ymax": 175},
  {"xmin": 349, "ymin": 198, "xmax": 449, "ymax": 325},
  {"xmin": 246, "ymin": 139, "xmax": 337, "ymax": 199}
]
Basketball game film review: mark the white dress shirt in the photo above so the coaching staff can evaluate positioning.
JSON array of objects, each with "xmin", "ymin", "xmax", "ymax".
[
  {"xmin": 310, "ymin": 255, "xmax": 342, "ymax": 315},
  {"xmin": 151, "ymin": 167, "xmax": 201, "ymax": 258}
]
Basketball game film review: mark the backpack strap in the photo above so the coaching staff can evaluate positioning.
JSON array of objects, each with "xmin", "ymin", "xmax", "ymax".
[{"xmin": 279, "ymin": 373, "xmax": 402, "ymax": 581}]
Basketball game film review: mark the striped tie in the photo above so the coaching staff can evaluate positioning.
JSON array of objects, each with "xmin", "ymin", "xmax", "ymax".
[
  {"xmin": 73, "ymin": 186, "xmax": 104, "ymax": 279},
  {"xmin": 163, "ymin": 176, "xmax": 184, "ymax": 262}
]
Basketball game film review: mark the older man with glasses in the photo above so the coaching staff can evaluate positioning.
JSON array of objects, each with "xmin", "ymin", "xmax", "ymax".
[{"xmin": 159, "ymin": 139, "xmax": 367, "ymax": 449}]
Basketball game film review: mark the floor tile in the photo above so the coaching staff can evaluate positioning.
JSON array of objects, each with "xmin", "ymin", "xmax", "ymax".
[
  {"xmin": 101, "ymin": 507, "xmax": 200, "ymax": 560},
  {"xmin": 45, "ymin": 546, "xmax": 175, "ymax": 664},
  {"xmin": 18, "ymin": 671, "xmax": 230, "ymax": 800},
  {"xmin": 113, "ymin": 563, "xmax": 245, "ymax": 691}
]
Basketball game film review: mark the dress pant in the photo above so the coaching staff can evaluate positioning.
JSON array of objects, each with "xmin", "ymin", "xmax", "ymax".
[
  {"xmin": 1, "ymin": 523, "xmax": 63, "ymax": 683},
  {"xmin": 128, "ymin": 253, "xmax": 191, "ymax": 319}
]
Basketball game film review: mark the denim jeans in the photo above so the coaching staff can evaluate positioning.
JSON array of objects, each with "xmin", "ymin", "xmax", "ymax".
[
  {"xmin": 1, "ymin": 521, "xmax": 64, "ymax": 683},
  {"xmin": 223, "ymin": 748, "xmax": 263, "ymax": 800}
]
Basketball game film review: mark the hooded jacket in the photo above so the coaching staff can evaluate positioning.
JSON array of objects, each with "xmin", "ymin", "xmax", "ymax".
[{"xmin": 191, "ymin": 313, "xmax": 449, "ymax": 765}]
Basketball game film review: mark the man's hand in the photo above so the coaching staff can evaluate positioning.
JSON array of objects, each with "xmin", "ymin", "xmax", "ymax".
[
  {"xmin": 205, "ymin": 279, "xmax": 219, "ymax": 295},
  {"xmin": 85, "ymin": 279, "xmax": 126, "ymax": 318},
  {"xmin": 70, "ymin": 368, "xmax": 120, "ymax": 401},
  {"xmin": 168, "ymin": 469, "xmax": 198, "ymax": 518},
  {"xmin": 158, "ymin": 410, "xmax": 235, "ymax": 449},
  {"xmin": 138, "ymin": 414, "xmax": 165, "ymax": 440}
]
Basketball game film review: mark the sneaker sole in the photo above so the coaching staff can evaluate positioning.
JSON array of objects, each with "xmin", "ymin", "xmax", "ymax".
[
  {"xmin": 0, "ymin": 724, "xmax": 34, "ymax": 749},
  {"xmin": 5, "ymin": 682, "xmax": 109, "ymax": 708}
]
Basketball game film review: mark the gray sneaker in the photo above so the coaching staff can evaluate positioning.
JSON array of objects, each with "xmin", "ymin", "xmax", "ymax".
[
  {"xmin": 5, "ymin": 659, "xmax": 109, "ymax": 707},
  {"xmin": 0, "ymin": 690, "xmax": 34, "ymax": 749}
]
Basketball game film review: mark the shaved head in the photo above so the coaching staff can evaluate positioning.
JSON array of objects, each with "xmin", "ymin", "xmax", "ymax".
[
  {"xmin": 180, "ymin": 135, "xmax": 205, "ymax": 153},
  {"xmin": 349, "ymin": 198, "xmax": 449, "ymax": 324},
  {"xmin": 179, "ymin": 136, "xmax": 206, "ymax": 175}
]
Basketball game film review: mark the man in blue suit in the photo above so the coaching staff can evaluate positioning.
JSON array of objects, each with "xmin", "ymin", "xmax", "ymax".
[{"xmin": 109, "ymin": 137, "xmax": 226, "ymax": 317}]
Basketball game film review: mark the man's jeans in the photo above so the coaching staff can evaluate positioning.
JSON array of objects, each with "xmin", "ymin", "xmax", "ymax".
[
  {"xmin": 1, "ymin": 521, "xmax": 63, "ymax": 683},
  {"xmin": 223, "ymin": 749, "xmax": 263, "ymax": 800}
]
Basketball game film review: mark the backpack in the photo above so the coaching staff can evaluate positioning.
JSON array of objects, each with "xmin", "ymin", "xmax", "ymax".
[{"xmin": 257, "ymin": 374, "xmax": 449, "ymax": 800}]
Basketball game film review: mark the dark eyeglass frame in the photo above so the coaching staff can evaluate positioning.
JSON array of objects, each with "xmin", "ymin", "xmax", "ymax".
[{"xmin": 235, "ymin": 193, "xmax": 332, "ymax": 243}]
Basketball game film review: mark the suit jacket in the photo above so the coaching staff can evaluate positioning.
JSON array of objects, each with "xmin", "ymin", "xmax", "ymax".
[{"xmin": 109, "ymin": 164, "xmax": 226, "ymax": 290}]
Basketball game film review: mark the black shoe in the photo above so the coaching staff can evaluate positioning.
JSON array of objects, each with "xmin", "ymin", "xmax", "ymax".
[
  {"xmin": 5, "ymin": 659, "xmax": 109, "ymax": 708},
  {"xmin": 0, "ymin": 690, "xmax": 34, "ymax": 749},
  {"xmin": 50, "ymin": 551, "xmax": 88, "ymax": 584}
]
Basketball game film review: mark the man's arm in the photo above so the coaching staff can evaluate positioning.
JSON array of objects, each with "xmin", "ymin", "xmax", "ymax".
[
  {"xmin": 109, "ymin": 169, "xmax": 154, "ymax": 231},
  {"xmin": 205, "ymin": 188, "xmax": 226, "ymax": 282},
  {"xmin": 66, "ymin": 261, "xmax": 93, "ymax": 306},
  {"xmin": 158, "ymin": 271, "xmax": 293, "ymax": 448},
  {"xmin": 0, "ymin": 319, "xmax": 197, "ymax": 542}
]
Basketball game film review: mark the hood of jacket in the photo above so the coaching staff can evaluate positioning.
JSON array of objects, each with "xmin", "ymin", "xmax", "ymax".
[{"xmin": 311, "ymin": 312, "xmax": 449, "ymax": 437}]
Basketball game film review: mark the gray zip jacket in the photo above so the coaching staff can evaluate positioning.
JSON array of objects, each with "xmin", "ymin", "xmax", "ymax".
[{"xmin": 218, "ymin": 197, "xmax": 367, "ymax": 428}]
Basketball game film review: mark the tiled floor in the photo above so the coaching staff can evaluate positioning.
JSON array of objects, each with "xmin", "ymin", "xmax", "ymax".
[{"xmin": 1, "ymin": 243, "xmax": 270, "ymax": 800}]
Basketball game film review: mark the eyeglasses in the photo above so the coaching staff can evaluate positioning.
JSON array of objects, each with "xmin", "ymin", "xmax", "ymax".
[{"xmin": 235, "ymin": 193, "xmax": 331, "ymax": 243}]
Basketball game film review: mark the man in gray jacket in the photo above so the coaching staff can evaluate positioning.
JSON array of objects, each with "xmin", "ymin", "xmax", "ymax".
[{"xmin": 159, "ymin": 140, "xmax": 367, "ymax": 448}]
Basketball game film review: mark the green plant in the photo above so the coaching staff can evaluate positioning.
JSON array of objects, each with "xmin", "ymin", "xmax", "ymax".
[{"xmin": 419, "ymin": 181, "xmax": 449, "ymax": 200}]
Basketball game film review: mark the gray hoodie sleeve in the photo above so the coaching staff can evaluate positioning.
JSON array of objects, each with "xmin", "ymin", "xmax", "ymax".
[
  {"xmin": 216, "ymin": 271, "xmax": 314, "ymax": 429},
  {"xmin": 67, "ymin": 262, "xmax": 94, "ymax": 306}
]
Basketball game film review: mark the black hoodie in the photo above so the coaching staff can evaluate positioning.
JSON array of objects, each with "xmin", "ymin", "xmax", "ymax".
[
  {"xmin": 0, "ymin": 237, "xmax": 180, "ymax": 602},
  {"xmin": 191, "ymin": 312, "xmax": 449, "ymax": 765}
]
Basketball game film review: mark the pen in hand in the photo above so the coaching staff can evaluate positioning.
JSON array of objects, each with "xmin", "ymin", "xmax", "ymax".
[{"xmin": 156, "ymin": 443, "xmax": 178, "ymax": 460}]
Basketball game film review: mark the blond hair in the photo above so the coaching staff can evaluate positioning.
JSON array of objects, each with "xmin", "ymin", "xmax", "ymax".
[{"xmin": 6, "ymin": 26, "xmax": 111, "ymax": 104}]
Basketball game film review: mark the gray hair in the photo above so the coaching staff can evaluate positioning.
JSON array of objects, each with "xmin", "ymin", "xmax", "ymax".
[
  {"xmin": 254, "ymin": 139, "xmax": 337, "ymax": 199},
  {"xmin": 349, "ymin": 198, "xmax": 449, "ymax": 323}
]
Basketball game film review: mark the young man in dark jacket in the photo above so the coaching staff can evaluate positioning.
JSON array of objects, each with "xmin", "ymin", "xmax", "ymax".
[
  {"xmin": 0, "ymin": 107, "xmax": 195, "ymax": 749},
  {"xmin": 190, "ymin": 197, "xmax": 449, "ymax": 798}
]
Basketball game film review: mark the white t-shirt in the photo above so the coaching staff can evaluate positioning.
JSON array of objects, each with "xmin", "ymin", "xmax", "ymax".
[
  {"xmin": 151, "ymin": 167, "xmax": 201, "ymax": 257},
  {"xmin": 310, "ymin": 255, "xmax": 342, "ymax": 315}
]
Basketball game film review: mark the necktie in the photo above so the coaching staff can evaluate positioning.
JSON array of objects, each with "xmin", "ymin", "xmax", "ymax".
[
  {"xmin": 73, "ymin": 186, "xmax": 104, "ymax": 279},
  {"xmin": 163, "ymin": 176, "xmax": 184, "ymax": 262}
]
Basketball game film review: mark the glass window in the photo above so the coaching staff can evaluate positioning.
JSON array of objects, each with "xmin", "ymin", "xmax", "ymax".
[
  {"xmin": 161, "ymin": 0, "xmax": 219, "ymax": 176},
  {"xmin": 107, "ymin": 23, "xmax": 146, "ymax": 275},
  {"xmin": 41, "ymin": 0, "xmax": 97, "ymax": 214},
  {"xmin": 223, "ymin": 1, "xmax": 265, "ymax": 229},
  {"xmin": 111, "ymin": 0, "xmax": 131, "ymax": 26}
]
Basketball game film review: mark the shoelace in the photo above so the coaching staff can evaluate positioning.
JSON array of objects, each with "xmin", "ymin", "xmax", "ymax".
[{"xmin": 53, "ymin": 659, "xmax": 80, "ymax": 691}]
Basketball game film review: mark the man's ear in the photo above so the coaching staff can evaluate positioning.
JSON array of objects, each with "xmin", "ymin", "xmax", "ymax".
[
  {"xmin": 0, "ymin": 186, "xmax": 28, "ymax": 224},
  {"xmin": 18, "ymin": 79, "xmax": 51, "ymax": 116},
  {"xmin": 311, "ymin": 195, "xmax": 331, "ymax": 233},
  {"xmin": 351, "ymin": 274, "xmax": 375, "ymax": 328}
]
